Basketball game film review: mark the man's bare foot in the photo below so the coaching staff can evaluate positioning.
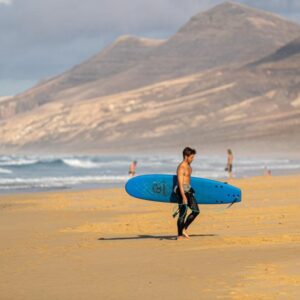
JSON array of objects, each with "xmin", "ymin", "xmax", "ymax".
[
  {"xmin": 177, "ymin": 236, "xmax": 187, "ymax": 240},
  {"xmin": 182, "ymin": 229, "xmax": 190, "ymax": 239}
]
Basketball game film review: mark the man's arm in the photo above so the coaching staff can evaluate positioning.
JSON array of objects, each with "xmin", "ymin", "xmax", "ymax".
[{"xmin": 177, "ymin": 165, "xmax": 188, "ymax": 204}]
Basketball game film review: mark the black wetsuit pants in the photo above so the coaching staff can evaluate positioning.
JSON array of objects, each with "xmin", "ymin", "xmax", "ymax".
[{"xmin": 176, "ymin": 188, "xmax": 200, "ymax": 236}]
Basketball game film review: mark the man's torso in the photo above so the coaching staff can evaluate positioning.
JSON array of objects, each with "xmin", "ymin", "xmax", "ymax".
[{"xmin": 177, "ymin": 162, "xmax": 192, "ymax": 186}]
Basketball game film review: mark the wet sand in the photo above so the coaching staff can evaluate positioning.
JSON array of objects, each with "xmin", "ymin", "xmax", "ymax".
[{"xmin": 1, "ymin": 175, "xmax": 300, "ymax": 299}]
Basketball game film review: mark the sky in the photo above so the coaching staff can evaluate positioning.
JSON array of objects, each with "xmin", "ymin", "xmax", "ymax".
[{"xmin": 1, "ymin": 0, "xmax": 300, "ymax": 96}]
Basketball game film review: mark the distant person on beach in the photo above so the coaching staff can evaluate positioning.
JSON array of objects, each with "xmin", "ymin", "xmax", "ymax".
[
  {"xmin": 175, "ymin": 147, "xmax": 200, "ymax": 240},
  {"xmin": 225, "ymin": 149, "xmax": 233, "ymax": 179},
  {"xmin": 264, "ymin": 166, "xmax": 272, "ymax": 176},
  {"xmin": 128, "ymin": 160, "xmax": 137, "ymax": 177}
]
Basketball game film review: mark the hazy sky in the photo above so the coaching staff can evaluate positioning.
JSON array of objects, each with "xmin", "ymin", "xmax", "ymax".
[{"xmin": 1, "ymin": 0, "xmax": 300, "ymax": 96}]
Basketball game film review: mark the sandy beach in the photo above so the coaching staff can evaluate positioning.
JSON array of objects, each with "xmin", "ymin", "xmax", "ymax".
[{"xmin": 1, "ymin": 175, "xmax": 300, "ymax": 300}]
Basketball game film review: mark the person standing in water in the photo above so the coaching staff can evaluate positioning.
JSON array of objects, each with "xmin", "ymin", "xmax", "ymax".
[
  {"xmin": 128, "ymin": 160, "xmax": 137, "ymax": 177},
  {"xmin": 176, "ymin": 147, "xmax": 200, "ymax": 240},
  {"xmin": 225, "ymin": 149, "xmax": 234, "ymax": 179}
]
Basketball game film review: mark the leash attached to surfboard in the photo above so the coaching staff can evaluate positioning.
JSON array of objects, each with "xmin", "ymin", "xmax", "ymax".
[{"xmin": 172, "ymin": 198, "xmax": 237, "ymax": 218}]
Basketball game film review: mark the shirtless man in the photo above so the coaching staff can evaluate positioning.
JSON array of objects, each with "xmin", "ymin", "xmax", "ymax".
[{"xmin": 176, "ymin": 147, "xmax": 200, "ymax": 240}]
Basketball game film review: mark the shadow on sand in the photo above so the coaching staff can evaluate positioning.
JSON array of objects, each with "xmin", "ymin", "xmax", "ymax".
[{"xmin": 98, "ymin": 234, "xmax": 217, "ymax": 241}]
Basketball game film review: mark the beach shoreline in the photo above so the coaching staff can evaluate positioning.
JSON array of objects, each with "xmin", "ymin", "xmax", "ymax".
[{"xmin": 1, "ymin": 175, "xmax": 300, "ymax": 299}]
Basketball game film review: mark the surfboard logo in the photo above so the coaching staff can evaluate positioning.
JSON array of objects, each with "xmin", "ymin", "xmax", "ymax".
[{"xmin": 152, "ymin": 181, "xmax": 170, "ymax": 196}]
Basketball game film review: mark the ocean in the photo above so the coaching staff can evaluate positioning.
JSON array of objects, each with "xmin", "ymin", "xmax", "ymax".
[{"xmin": 0, "ymin": 154, "xmax": 299, "ymax": 194}]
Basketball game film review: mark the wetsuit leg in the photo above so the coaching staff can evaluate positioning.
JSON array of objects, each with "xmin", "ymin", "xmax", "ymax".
[
  {"xmin": 177, "ymin": 204, "xmax": 188, "ymax": 236},
  {"xmin": 184, "ymin": 192, "xmax": 200, "ymax": 230},
  {"xmin": 176, "ymin": 188, "xmax": 188, "ymax": 236}
]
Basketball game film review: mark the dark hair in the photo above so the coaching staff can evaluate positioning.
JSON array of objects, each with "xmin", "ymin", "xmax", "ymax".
[
  {"xmin": 227, "ymin": 149, "xmax": 232, "ymax": 155},
  {"xmin": 183, "ymin": 147, "xmax": 196, "ymax": 158}
]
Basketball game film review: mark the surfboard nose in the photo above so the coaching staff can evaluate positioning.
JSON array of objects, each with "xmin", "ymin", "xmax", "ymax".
[{"xmin": 234, "ymin": 188, "xmax": 242, "ymax": 202}]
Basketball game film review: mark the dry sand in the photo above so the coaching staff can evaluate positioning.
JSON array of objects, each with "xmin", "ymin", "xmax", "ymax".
[{"xmin": 1, "ymin": 175, "xmax": 300, "ymax": 299}]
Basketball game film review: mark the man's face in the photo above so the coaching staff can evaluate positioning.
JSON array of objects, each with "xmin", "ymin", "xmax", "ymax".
[{"xmin": 186, "ymin": 154, "xmax": 195, "ymax": 164}]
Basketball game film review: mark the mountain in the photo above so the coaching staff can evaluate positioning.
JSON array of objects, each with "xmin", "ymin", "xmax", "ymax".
[
  {"xmin": 0, "ymin": 36, "xmax": 164, "ymax": 118},
  {"xmin": 0, "ymin": 2, "xmax": 300, "ymax": 155},
  {"xmin": 1, "ymin": 1, "xmax": 300, "ymax": 121},
  {"xmin": 0, "ymin": 47, "xmax": 299, "ymax": 154}
]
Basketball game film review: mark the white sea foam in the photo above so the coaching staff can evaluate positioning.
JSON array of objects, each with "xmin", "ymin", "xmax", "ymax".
[
  {"xmin": 0, "ymin": 167, "xmax": 12, "ymax": 174},
  {"xmin": 0, "ymin": 175, "xmax": 130, "ymax": 189},
  {"xmin": 63, "ymin": 159, "xmax": 103, "ymax": 168},
  {"xmin": 63, "ymin": 158, "xmax": 133, "ymax": 168},
  {"xmin": 0, "ymin": 158, "xmax": 38, "ymax": 166},
  {"xmin": 235, "ymin": 164, "xmax": 300, "ymax": 171}
]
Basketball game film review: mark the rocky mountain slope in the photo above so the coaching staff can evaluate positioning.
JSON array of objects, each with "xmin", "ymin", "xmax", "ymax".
[{"xmin": 1, "ymin": 2, "xmax": 300, "ymax": 120}]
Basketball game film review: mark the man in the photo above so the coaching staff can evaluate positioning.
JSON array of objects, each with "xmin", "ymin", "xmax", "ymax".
[{"xmin": 176, "ymin": 147, "xmax": 200, "ymax": 240}]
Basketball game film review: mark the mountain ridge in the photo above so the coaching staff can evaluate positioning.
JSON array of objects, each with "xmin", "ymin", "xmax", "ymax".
[
  {"xmin": 1, "ymin": 1, "xmax": 300, "ymax": 120},
  {"xmin": 0, "ymin": 2, "xmax": 300, "ymax": 154}
]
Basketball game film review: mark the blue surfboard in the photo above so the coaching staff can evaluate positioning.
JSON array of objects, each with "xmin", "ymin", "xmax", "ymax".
[{"xmin": 125, "ymin": 174, "xmax": 241, "ymax": 205}]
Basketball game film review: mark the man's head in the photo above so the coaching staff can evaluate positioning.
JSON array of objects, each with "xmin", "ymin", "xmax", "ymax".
[{"xmin": 182, "ymin": 147, "xmax": 196, "ymax": 164}]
